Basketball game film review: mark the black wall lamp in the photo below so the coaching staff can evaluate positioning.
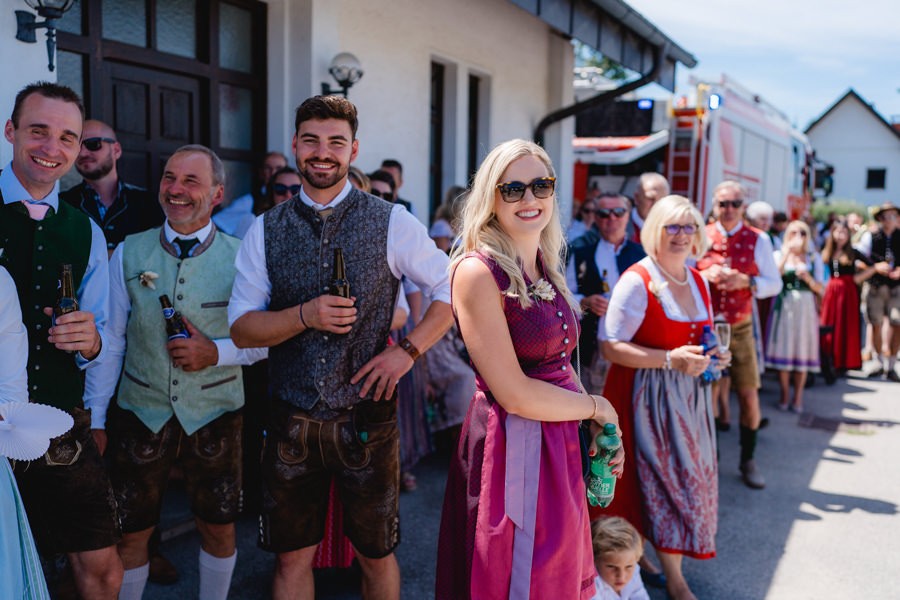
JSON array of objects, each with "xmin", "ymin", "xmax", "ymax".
[
  {"xmin": 321, "ymin": 52, "xmax": 364, "ymax": 97},
  {"xmin": 15, "ymin": 0, "xmax": 76, "ymax": 72}
]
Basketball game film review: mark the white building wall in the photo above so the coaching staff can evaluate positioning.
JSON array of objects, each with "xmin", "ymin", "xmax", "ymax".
[
  {"xmin": 266, "ymin": 0, "xmax": 575, "ymax": 219},
  {"xmin": 808, "ymin": 99, "xmax": 900, "ymax": 207},
  {"xmin": 0, "ymin": 8, "xmax": 59, "ymax": 166},
  {"xmin": 0, "ymin": 1, "xmax": 577, "ymax": 220}
]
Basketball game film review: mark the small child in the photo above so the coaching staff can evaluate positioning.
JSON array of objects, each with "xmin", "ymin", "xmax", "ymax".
[{"xmin": 590, "ymin": 517, "xmax": 650, "ymax": 600}]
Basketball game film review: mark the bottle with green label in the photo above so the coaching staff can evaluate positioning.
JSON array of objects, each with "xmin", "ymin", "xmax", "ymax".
[{"xmin": 586, "ymin": 423, "xmax": 620, "ymax": 508}]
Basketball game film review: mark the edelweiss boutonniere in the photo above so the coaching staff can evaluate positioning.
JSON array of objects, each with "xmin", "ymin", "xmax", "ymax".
[
  {"xmin": 528, "ymin": 278, "xmax": 557, "ymax": 302},
  {"xmin": 647, "ymin": 279, "xmax": 669, "ymax": 300},
  {"xmin": 128, "ymin": 271, "xmax": 160, "ymax": 290}
]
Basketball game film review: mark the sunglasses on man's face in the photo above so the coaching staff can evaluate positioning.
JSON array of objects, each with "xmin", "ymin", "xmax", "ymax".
[
  {"xmin": 717, "ymin": 199, "xmax": 743, "ymax": 209},
  {"xmin": 272, "ymin": 183, "xmax": 301, "ymax": 196},
  {"xmin": 594, "ymin": 207, "xmax": 627, "ymax": 219},
  {"xmin": 370, "ymin": 189, "xmax": 393, "ymax": 200},
  {"xmin": 663, "ymin": 223, "xmax": 697, "ymax": 236},
  {"xmin": 496, "ymin": 177, "xmax": 556, "ymax": 202},
  {"xmin": 81, "ymin": 137, "xmax": 116, "ymax": 152}
]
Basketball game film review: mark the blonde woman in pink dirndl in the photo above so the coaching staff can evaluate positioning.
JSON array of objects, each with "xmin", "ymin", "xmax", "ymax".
[{"xmin": 435, "ymin": 140, "xmax": 622, "ymax": 599}]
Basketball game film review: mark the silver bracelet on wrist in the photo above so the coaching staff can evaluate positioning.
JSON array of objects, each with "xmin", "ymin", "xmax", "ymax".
[{"xmin": 664, "ymin": 350, "xmax": 672, "ymax": 370}]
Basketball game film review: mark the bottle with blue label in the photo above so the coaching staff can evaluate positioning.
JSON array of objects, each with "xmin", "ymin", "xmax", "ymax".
[
  {"xmin": 586, "ymin": 423, "xmax": 620, "ymax": 508},
  {"xmin": 700, "ymin": 324, "xmax": 720, "ymax": 383},
  {"xmin": 159, "ymin": 294, "xmax": 190, "ymax": 340}
]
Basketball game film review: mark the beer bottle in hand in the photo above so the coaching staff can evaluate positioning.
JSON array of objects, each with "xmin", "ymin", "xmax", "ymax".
[
  {"xmin": 53, "ymin": 263, "xmax": 79, "ymax": 327},
  {"xmin": 159, "ymin": 294, "xmax": 190, "ymax": 340},
  {"xmin": 330, "ymin": 248, "xmax": 351, "ymax": 298},
  {"xmin": 599, "ymin": 269, "xmax": 611, "ymax": 299}
]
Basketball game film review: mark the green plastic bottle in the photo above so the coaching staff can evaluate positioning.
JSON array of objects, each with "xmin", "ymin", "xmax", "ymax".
[{"xmin": 586, "ymin": 423, "xmax": 620, "ymax": 508}]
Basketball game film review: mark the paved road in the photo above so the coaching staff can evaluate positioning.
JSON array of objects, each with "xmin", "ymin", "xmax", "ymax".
[{"xmin": 146, "ymin": 370, "xmax": 900, "ymax": 599}]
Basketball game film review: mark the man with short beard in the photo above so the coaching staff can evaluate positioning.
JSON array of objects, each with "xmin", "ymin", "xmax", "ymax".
[
  {"xmin": 61, "ymin": 119, "xmax": 163, "ymax": 254},
  {"xmin": 230, "ymin": 95, "xmax": 452, "ymax": 600}
]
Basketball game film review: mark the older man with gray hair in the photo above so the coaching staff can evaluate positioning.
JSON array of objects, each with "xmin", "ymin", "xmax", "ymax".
[
  {"xmin": 745, "ymin": 200, "xmax": 781, "ymax": 250},
  {"xmin": 697, "ymin": 181, "xmax": 782, "ymax": 489},
  {"xmin": 628, "ymin": 172, "xmax": 669, "ymax": 243},
  {"xmin": 97, "ymin": 144, "xmax": 267, "ymax": 600}
]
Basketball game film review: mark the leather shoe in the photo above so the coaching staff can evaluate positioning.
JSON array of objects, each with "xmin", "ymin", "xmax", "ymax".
[
  {"xmin": 149, "ymin": 553, "xmax": 179, "ymax": 585},
  {"xmin": 887, "ymin": 370, "xmax": 900, "ymax": 383},
  {"xmin": 740, "ymin": 459, "xmax": 765, "ymax": 489}
]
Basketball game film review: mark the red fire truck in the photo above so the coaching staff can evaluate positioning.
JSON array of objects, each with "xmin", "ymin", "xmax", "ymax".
[{"xmin": 573, "ymin": 75, "xmax": 813, "ymax": 219}]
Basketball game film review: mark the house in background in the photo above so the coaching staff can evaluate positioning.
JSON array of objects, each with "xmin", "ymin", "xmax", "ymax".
[
  {"xmin": 806, "ymin": 89, "xmax": 900, "ymax": 207},
  {"xmin": 0, "ymin": 0, "xmax": 695, "ymax": 224}
]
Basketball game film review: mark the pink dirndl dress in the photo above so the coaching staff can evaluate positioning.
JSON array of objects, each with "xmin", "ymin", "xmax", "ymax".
[{"xmin": 435, "ymin": 253, "xmax": 596, "ymax": 600}]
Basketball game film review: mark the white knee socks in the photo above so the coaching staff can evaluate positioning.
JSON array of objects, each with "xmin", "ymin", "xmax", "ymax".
[
  {"xmin": 198, "ymin": 548, "xmax": 237, "ymax": 600},
  {"xmin": 118, "ymin": 562, "xmax": 149, "ymax": 600}
]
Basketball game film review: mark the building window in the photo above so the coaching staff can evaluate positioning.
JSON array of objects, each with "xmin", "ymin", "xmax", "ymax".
[{"xmin": 867, "ymin": 168, "xmax": 886, "ymax": 189}]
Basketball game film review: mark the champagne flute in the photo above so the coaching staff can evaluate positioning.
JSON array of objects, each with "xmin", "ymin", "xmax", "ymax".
[{"xmin": 715, "ymin": 322, "xmax": 731, "ymax": 353}]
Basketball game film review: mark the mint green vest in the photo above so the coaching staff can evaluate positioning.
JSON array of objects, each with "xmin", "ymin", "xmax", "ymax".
[{"xmin": 118, "ymin": 227, "xmax": 243, "ymax": 434}]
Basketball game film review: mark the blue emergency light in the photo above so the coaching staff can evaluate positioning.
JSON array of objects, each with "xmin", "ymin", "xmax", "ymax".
[
  {"xmin": 708, "ymin": 94, "xmax": 722, "ymax": 110},
  {"xmin": 637, "ymin": 99, "xmax": 653, "ymax": 110}
]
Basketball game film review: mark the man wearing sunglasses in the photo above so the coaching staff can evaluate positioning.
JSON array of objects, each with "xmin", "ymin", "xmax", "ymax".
[
  {"xmin": 61, "ymin": 120, "xmax": 164, "ymax": 255},
  {"xmin": 697, "ymin": 181, "xmax": 782, "ymax": 489},
  {"xmin": 368, "ymin": 169, "xmax": 397, "ymax": 202},
  {"xmin": 567, "ymin": 193, "xmax": 646, "ymax": 393},
  {"xmin": 213, "ymin": 151, "xmax": 289, "ymax": 239}
]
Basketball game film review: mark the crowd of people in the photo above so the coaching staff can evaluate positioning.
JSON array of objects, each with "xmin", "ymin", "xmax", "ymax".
[{"xmin": 1, "ymin": 78, "xmax": 898, "ymax": 600}]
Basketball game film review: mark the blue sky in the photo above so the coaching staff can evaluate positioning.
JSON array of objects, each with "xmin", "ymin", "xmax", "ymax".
[{"xmin": 626, "ymin": 0, "xmax": 900, "ymax": 131}]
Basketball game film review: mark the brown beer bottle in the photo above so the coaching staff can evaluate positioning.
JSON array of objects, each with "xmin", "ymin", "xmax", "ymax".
[
  {"xmin": 53, "ymin": 263, "xmax": 79, "ymax": 327},
  {"xmin": 159, "ymin": 294, "xmax": 190, "ymax": 340},
  {"xmin": 330, "ymin": 248, "xmax": 351, "ymax": 298},
  {"xmin": 600, "ymin": 269, "xmax": 611, "ymax": 298}
]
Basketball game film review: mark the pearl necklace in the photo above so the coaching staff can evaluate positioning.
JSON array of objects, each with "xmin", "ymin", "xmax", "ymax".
[{"xmin": 651, "ymin": 257, "xmax": 690, "ymax": 286}]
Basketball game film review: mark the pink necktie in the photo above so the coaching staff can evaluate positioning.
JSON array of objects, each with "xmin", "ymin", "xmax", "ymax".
[{"xmin": 21, "ymin": 200, "xmax": 50, "ymax": 220}]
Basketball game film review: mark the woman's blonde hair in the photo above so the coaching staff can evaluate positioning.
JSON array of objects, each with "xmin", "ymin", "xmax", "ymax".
[
  {"xmin": 640, "ymin": 194, "xmax": 709, "ymax": 259},
  {"xmin": 450, "ymin": 139, "xmax": 576, "ymax": 310},
  {"xmin": 785, "ymin": 219, "xmax": 812, "ymax": 255},
  {"xmin": 591, "ymin": 517, "xmax": 643, "ymax": 560}
]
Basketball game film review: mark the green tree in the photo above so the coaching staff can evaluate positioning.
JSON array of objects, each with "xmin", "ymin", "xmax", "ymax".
[{"xmin": 573, "ymin": 40, "xmax": 628, "ymax": 81}]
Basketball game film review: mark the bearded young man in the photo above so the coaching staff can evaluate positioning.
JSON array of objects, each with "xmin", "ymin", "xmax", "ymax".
[
  {"xmin": 61, "ymin": 119, "xmax": 163, "ymax": 255},
  {"xmin": 230, "ymin": 95, "xmax": 452, "ymax": 600}
]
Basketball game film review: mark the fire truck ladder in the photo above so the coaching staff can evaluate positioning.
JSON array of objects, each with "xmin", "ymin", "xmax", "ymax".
[{"xmin": 667, "ymin": 110, "xmax": 700, "ymax": 205}]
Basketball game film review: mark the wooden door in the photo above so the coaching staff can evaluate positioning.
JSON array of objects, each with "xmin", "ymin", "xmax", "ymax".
[{"xmin": 103, "ymin": 62, "xmax": 202, "ymax": 191}]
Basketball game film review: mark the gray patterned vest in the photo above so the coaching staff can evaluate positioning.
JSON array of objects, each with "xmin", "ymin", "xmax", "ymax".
[{"xmin": 264, "ymin": 188, "xmax": 398, "ymax": 411}]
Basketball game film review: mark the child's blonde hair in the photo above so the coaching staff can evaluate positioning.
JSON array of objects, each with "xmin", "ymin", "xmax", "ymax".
[{"xmin": 591, "ymin": 517, "xmax": 643, "ymax": 560}]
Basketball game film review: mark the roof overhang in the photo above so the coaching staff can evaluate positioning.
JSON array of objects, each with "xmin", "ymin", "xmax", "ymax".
[
  {"xmin": 507, "ymin": 0, "xmax": 697, "ymax": 91},
  {"xmin": 572, "ymin": 129, "xmax": 669, "ymax": 164}
]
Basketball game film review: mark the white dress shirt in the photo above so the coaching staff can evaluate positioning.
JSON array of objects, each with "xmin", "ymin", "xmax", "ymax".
[
  {"xmin": 0, "ymin": 267, "xmax": 28, "ymax": 405},
  {"xmin": 605, "ymin": 257, "xmax": 711, "ymax": 343},
  {"xmin": 714, "ymin": 221, "xmax": 782, "ymax": 299},
  {"xmin": 590, "ymin": 564, "xmax": 651, "ymax": 600},
  {"xmin": 566, "ymin": 237, "xmax": 627, "ymax": 304},
  {"xmin": 229, "ymin": 181, "xmax": 451, "ymax": 325},
  {"xmin": 94, "ymin": 220, "xmax": 268, "ymax": 428},
  {"xmin": 212, "ymin": 192, "xmax": 255, "ymax": 239}
]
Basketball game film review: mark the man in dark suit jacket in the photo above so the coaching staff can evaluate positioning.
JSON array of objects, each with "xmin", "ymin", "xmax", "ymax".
[
  {"xmin": 567, "ymin": 193, "xmax": 646, "ymax": 392},
  {"xmin": 61, "ymin": 119, "xmax": 163, "ymax": 256}
]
